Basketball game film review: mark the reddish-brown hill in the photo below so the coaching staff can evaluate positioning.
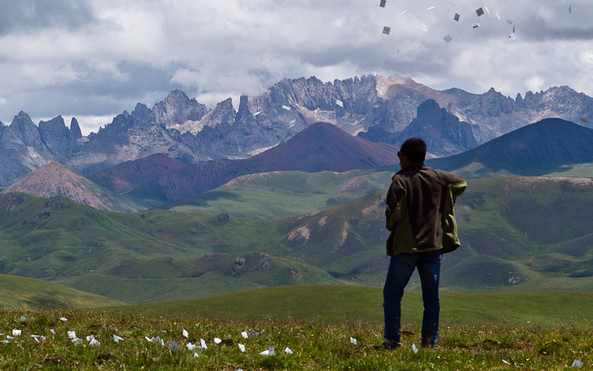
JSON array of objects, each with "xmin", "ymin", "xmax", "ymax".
[
  {"xmin": 86, "ymin": 153, "xmax": 186, "ymax": 192},
  {"xmin": 127, "ymin": 122, "xmax": 399, "ymax": 202},
  {"xmin": 1, "ymin": 161, "xmax": 140, "ymax": 212}
]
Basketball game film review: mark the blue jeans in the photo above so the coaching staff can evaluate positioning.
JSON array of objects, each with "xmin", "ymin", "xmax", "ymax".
[{"xmin": 383, "ymin": 250, "xmax": 442, "ymax": 347}]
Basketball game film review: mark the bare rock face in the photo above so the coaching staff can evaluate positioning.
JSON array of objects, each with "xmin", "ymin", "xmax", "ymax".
[
  {"xmin": 361, "ymin": 99, "xmax": 477, "ymax": 157},
  {"xmin": 153, "ymin": 90, "xmax": 208, "ymax": 128}
]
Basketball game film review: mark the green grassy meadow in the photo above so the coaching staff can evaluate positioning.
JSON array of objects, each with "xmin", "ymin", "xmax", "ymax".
[{"xmin": 1, "ymin": 286, "xmax": 593, "ymax": 370}]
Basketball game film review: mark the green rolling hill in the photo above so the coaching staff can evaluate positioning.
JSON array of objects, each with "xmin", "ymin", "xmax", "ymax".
[
  {"xmin": 161, "ymin": 169, "xmax": 393, "ymax": 219},
  {"xmin": 2, "ymin": 174, "xmax": 593, "ymax": 304},
  {"xmin": 0, "ymin": 273, "xmax": 122, "ymax": 310}
]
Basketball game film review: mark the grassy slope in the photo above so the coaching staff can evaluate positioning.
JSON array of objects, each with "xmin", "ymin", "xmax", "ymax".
[
  {"xmin": 0, "ymin": 274, "xmax": 123, "ymax": 310},
  {"xmin": 161, "ymin": 169, "xmax": 393, "ymax": 219},
  {"xmin": 107, "ymin": 285, "xmax": 593, "ymax": 327}
]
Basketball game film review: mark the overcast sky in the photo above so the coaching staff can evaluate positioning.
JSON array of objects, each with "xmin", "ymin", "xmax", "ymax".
[{"xmin": 0, "ymin": 0, "xmax": 590, "ymax": 135}]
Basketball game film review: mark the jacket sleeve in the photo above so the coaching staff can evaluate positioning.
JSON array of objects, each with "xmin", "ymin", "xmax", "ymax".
[
  {"xmin": 385, "ymin": 176, "xmax": 405, "ymax": 231},
  {"xmin": 442, "ymin": 180, "xmax": 467, "ymax": 253}
]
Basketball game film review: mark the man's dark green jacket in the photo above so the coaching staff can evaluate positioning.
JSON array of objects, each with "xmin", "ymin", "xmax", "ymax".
[{"xmin": 385, "ymin": 163, "xmax": 466, "ymax": 256}]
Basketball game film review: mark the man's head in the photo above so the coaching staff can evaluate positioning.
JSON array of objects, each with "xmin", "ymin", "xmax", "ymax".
[{"xmin": 398, "ymin": 138, "xmax": 426, "ymax": 169}]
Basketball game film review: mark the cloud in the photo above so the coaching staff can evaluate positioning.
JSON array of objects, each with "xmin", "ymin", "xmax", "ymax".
[
  {"xmin": 0, "ymin": 0, "xmax": 592, "ymax": 133},
  {"xmin": 0, "ymin": 0, "xmax": 96, "ymax": 35}
]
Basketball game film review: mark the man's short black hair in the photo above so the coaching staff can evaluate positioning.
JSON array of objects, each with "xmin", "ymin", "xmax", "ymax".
[{"xmin": 399, "ymin": 137, "xmax": 426, "ymax": 163}]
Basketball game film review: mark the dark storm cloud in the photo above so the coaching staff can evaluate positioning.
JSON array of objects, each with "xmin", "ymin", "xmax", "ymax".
[{"xmin": 0, "ymin": 0, "xmax": 96, "ymax": 34}]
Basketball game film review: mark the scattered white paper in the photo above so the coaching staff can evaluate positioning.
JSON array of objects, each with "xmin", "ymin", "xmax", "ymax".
[
  {"xmin": 496, "ymin": 12, "xmax": 501, "ymax": 20},
  {"xmin": 86, "ymin": 335, "xmax": 95, "ymax": 342},
  {"xmin": 401, "ymin": 9, "xmax": 407, "ymax": 14},
  {"xmin": 60, "ymin": 317, "xmax": 67, "ymax": 322},
  {"xmin": 253, "ymin": 111, "xmax": 261, "ymax": 116},
  {"xmin": 19, "ymin": 316, "xmax": 26, "ymax": 322},
  {"xmin": 113, "ymin": 335, "xmax": 124, "ymax": 343},
  {"xmin": 444, "ymin": 34, "xmax": 453, "ymax": 43},
  {"xmin": 68, "ymin": 331, "xmax": 76, "ymax": 339},
  {"xmin": 50, "ymin": 329, "xmax": 56, "ymax": 335},
  {"xmin": 260, "ymin": 350, "xmax": 270, "ymax": 356},
  {"xmin": 31, "ymin": 335, "xmax": 39, "ymax": 342},
  {"xmin": 282, "ymin": 105, "xmax": 291, "ymax": 111},
  {"xmin": 506, "ymin": 18, "xmax": 514, "ymax": 25},
  {"xmin": 187, "ymin": 342, "xmax": 196, "ymax": 350},
  {"xmin": 241, "ymin": 331, "xmax": 248, "ymax": 339},
  {"xmin": 412, "ymin": 344, "xmax": 419, "ymax": 353},
  {"xmin": 6, "ymin": 336, "xmax": 14, "ymax": 340},
  {"xmin": 572, "ymin": 359, "xmax": 584, "ymax": 368},
  {"xmin": 285, "ymin": 347, "xmax": 293, "ymax": 354},
  {"xmin": 289, "ymin": 120, "xmax": 296, "ymax": 128},
  {"xmin": 250, "ymin": 330, "xmax": 258, "ymax": 337},
  {"xmin": 193, "ymin": 352, "xmax": 199, "ymax": 358},
  {"xmin": 502, "ymin": 359, "xmax": 511, "ymax": 365},
  {"xmin": 472, "ymin": 19, "xmax": 481, "ymax": 28},
  {"xmin": 420, "ymin": 24, "xmax": 428, "ymax": 32},
  {"xmin": 200, "ymin": 338, "xmax": 208, "ymax": 349},
  {"xmin": 427, "ymin": 7, "xmax": 434, "ymax": 10},
  {"xmin": 183, "ymin": 329, "xmax": 188, "ymax": 338},
  {"xmin": 485, "ymin": 6, "xmax": 490, "ymax": 14},
  {"xmin": 72, "ymin": 338, "xmax": 83, "ymax": 345},
  {"xmin": 214, "ymin": 337, "xmax": 222, "ymax": 344},
  {"xmin": 0, "ymin": 340, "xmax": 9, "ymax": 343},
  {"xmin": 146, "ymin": 336, "xmax": 164, "ymax": 346},
  {"xmin": 350, "ymin": 337, "xmax": 357, "ymax": 345},
  {"xmin": 12, "ymin": 330, "xmax": 21, "ymax": 336},
  {"xmin": 89, "ymin": 338, "xmax": 100, "ymax": 346},
  {"xmin": 269, "ymin": 347, "xmax": 275, "ymax": 356},
  {"xmin": 239, "ymin": 343, "xmax": 246, "ymax": 352}
]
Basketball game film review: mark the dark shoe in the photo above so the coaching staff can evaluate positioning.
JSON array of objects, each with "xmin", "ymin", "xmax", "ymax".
[
  {"xmin": 375, "ymin": 339, "xmax": 400, "ymax": 349},
  {"xmin": 421, "ymin": 339, "xmax": 438, "ymax": 348}
]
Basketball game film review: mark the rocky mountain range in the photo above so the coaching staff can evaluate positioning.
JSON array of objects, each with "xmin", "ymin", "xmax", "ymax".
[{"xmin": 1, "ymin": 74, "xmax": 593, "ymax": 187}]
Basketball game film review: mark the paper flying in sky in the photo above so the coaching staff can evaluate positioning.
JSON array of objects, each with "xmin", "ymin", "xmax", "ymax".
[
  {"xmin": 454, "ymin": 13, "xmax": 460, "ymax": 22},
  {"xmin": 444, "ymin": 34, "xmax": 453, "ymax": 43},
  {"xmin": 336, "ymin": 99, "xmax": 344, "ymax": 107},
  {"xmin": 380, "ymin": 0, "xmax": 386, "ymax": 8},
  {"xmin": 476, "ymin": 7, "xmax": 484, "ymax": 17},
  {"xmin": 382, "ymin": 26, "xmax": 391, "ymax": 35}
]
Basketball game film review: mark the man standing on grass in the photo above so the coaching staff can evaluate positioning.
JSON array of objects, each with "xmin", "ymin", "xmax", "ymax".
[{"xmin": 381, "ymin": 137, "xmax": 466, "ymax": 349}]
